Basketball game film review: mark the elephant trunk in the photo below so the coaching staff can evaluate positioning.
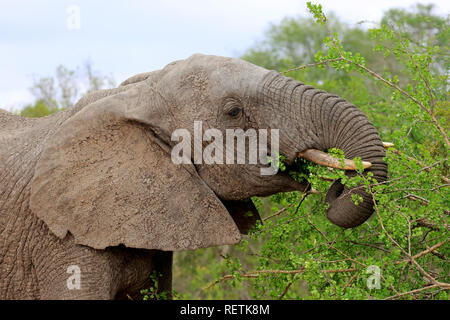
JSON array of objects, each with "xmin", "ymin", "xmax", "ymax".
[
  {"xmin": 262, "ymin": 72, "xmax": 387, "ymax": 228},
  {"xmin": 318, "ymin": 94, "xmax": 388, "ymax": 228}
]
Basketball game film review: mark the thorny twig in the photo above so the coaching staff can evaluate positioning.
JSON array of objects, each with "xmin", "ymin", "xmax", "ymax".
[{"xmin": 282, "ymin": 58, "xmax": 344, "ymax": 74}]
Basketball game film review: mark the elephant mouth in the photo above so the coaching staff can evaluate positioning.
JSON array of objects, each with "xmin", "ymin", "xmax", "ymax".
[
  {"xmin": 282, "ymin": 155, "xmax": 311, "ymax": 180},
  {"xmin": 219, "ymin": 148, "xmax": 374, "ymax": 234},
  {"xmin": 209, "ymin": 149, "xmax": 376, "ymax": 235},
  {"xmin": 220, "ymin": 156, "xmax": 313, "ymax": 235},
  {"xmin": 274, "ymin": 154, "xmax": 313, "ymax": 191}
]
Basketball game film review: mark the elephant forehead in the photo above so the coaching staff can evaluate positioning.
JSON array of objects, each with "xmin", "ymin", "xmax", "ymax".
[
  {"xmin": 211, "ymin": 59, "xmax": 270, "ymax": 91},
  {"xmin": 209, "ymin": 66, "xmax": 270, "ymax": 98},
  {"xmin": 176, "ymin": 54, "xmax": 271, "ymax": 96}
]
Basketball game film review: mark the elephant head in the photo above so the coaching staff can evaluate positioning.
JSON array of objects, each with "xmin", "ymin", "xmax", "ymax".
[{"xmin": 30, "ymin": 54, "xmax": 387, "ymax": 252}]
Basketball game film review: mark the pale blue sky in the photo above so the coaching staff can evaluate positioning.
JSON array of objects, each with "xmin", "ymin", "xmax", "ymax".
[{"xmin": 1, "ymin": 0, "xmax": 448, "ymax": 110}]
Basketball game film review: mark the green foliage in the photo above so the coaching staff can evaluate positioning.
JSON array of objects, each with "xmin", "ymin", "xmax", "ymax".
[
  {"xmin": 140, "ymin": 271, "xmax": 173, "ymax": 300},
  {"xmin": 19, "ymin": 100, "xmax": 59, "ymax": 118},
  {"xmin": 19, "ymin": 61, "xmax": 115, "ymax": 118},
  {"xmin": 174, "ymin": 3, "xmax": 449, "ymax": 300}
]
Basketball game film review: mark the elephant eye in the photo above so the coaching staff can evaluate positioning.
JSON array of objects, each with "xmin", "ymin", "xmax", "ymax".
[{"xmin": 227, "ymin": 106, "xmax": 242, "ymax": 118}]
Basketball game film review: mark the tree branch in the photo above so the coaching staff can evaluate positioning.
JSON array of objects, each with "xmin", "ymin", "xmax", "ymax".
[
  {"xmin": 205, "ymin": 268, "xmax": 357, "ymax": 290},
  {"xmin": 384, "ymin": 284, "xmax": 440, "ymax": 300},
  {"xmin": 282, "ymin": 58, "xmax": 344, "ymax": 74},
  {"xmin": 394, "ymin": 240, "xmax": 447, "ymax": 264}
]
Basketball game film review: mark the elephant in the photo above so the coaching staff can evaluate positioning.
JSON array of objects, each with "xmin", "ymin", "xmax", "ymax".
[{"xmin": 0, "ymin": 54, "xmax": 387, "ymax": 299}]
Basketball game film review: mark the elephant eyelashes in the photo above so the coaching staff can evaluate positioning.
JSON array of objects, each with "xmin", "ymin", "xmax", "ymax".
[{"xmin": 227, "ymin": 106, "xmax": 242, "ymax": 118}]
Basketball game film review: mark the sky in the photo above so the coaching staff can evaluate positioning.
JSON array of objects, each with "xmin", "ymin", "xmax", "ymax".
[{"xmin": 1, "ymin": 0, "xmax": 449, "ymax": 111}]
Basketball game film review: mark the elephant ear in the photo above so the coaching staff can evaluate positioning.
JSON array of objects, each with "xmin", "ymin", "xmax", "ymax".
[{"xmin": 30, "ymin": 82, "xmax": 241, "ymax": 250}]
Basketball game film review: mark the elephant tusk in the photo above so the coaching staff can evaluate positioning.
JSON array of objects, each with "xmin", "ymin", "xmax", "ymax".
[
  {"xmin": 298, "ymin": 149, "xmax": 372, "ymax": 171},
  {"xmin": 383, "ymin": 142, "xmax": 394, "ymax": 148}
]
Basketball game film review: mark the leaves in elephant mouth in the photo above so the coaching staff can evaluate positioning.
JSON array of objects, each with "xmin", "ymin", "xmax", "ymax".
[{"xmin": 278, "ymin": 154, "xmax": 311, "ymax": 183}]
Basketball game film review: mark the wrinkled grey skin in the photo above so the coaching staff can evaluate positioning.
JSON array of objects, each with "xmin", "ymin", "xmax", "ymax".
[{"xmin": 0, "ymin": 54, "xmax": 386, "ymax": 299}]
